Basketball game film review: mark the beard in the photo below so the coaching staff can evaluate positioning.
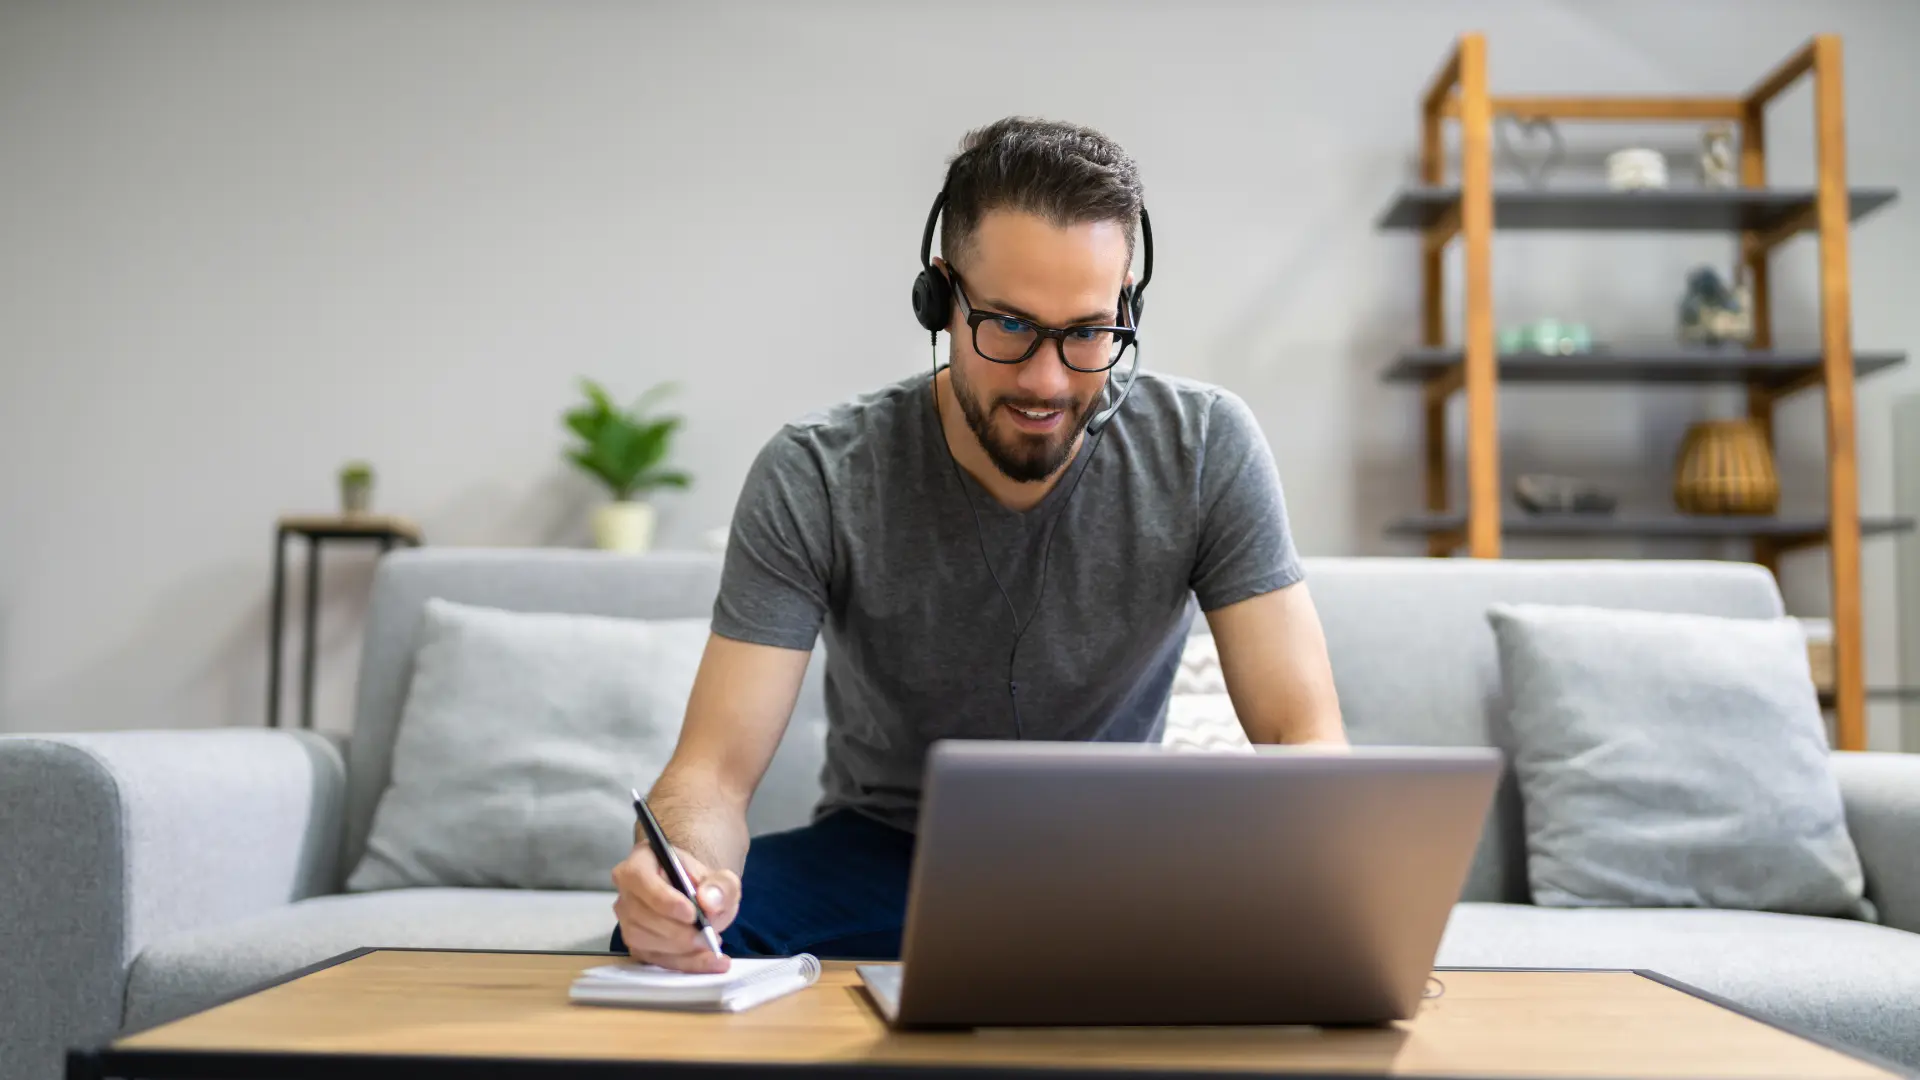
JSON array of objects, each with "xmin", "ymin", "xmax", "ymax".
[{"xmin": 949, "ymin": 358, "xmax": 1096, "ymax": 484}]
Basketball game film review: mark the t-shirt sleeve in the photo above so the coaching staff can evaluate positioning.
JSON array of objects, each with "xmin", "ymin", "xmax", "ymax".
[
  {"xmin": 710, "ymin": 429, "xmax": 833, "ymax": 651},
  {"xmin": 1190, "ymin": 388, "xmax": 1305, "ymax": 612}
]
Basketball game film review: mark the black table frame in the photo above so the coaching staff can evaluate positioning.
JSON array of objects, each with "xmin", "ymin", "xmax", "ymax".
[
  {"xmin": 66, "ymin": 947, "xmax": 1912, "ymax": 1080},
  {"xmin": 266, "ymin": 522, "xmax": 421, "ymax": 729}
]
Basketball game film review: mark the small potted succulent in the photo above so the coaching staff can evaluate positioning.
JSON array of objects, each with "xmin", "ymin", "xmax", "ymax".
[
  {"xmin": 562, "ymin": 378, "xmax": 690, "ymax": 552},
  {"xmin": 339, "ymin": 460, "xmax": 374, "ymax": 515}
]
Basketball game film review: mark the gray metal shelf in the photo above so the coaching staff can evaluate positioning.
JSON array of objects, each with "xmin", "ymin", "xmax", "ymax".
[
  {"xmin": 1381, "ymin": 347, "xmax": 1908, "ymax": 388},
  {"xmin": 1385, "ymin": 512, "xmax": 1917, "ymax": 543},
  {"xmin": 1375, "ymin": 186, "xmax": 1898, "ymax": 232}
]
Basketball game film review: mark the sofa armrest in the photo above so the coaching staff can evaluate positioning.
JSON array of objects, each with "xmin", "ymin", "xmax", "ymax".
[
  {"xmin": 0, "ymin": 729, "xmax": 344, "ymax": 1080},
  {"xmin": 1832, "ymin": 750, "xmax": 1920, "ymax": 934}
]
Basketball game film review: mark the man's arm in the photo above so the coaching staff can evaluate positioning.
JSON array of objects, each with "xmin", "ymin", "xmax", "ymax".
[
  {"xmin": 614, "ymin": 426, "xmax": 831, "ymax": 971},
  {"xmin": 1205, "ymin": 582, "xmax": 1347, "ymax": 746},
  {"xmin": 645, "ymin": 633, "xmax": 813, "ymax": 876},
  {"xmin": 611, "ymin": 632, "xmax": 811, "ymax": 973}
]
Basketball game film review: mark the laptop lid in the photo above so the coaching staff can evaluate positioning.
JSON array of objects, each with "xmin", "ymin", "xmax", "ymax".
[{"xmin": 886, "ymin": 741, "xmax": 1501, "ymax": 1028}]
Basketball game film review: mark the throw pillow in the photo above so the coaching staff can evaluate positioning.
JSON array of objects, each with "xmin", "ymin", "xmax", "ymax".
[
  {"xmin": 347, "ymin": 598, "xmax": 710, "ymax": 892},
  {"xmin": 1486, "ymin": 602, "xmax": 1871, "ymax": 919},
  {"xmin": 1164, "ymin": 632, "xmax": 1252, "ymax": 753}
]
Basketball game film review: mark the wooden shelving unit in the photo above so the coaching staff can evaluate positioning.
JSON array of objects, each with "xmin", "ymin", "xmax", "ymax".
[{"xmin": 1380, "ymin": 33, "xmax": 1905, "ymax": 750}]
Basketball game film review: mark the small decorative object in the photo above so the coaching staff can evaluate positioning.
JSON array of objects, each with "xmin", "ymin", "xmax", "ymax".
[
  {"xmin": 1673, "ymin": 418, "xmax": 1779, "ymax": 515},
  {"xmin": 338, "ymin": 460, "xmax": 374, "ymax": 515},
  {"xmin": 1561, "ymin": 323, "xmax": 1593, "ymax": 354},
  {"xmin": 1515, "ymin": 474, "xmax": 1617, "ymax": 515},
  {"xmin": 1496, "ymin": 115, "xmax": 1565, "ymax": 189},
  {"xmin": 1678, "ymin": 266, "xmax": 1753, "ymax": 345},
  {"xmin": 1527, "ymin": 317, "xmax": 1563, "ymax": 353},
  {"xmin": 1529, "ymin": 319, "xmax": 1592, "ymax": 355},
  {"xmin": 1700, "ymin": 125, "xmax": 1738, "ymax": 189},
  {"xmin": 1606, "ymin": 147, "xmax": 1669, "ymax": 190},
  {"xmin": 562, "ymin": 378, "xmax": 692, "ymax": 553},
  {"xmin": 1500, "ymin": 319, "xmax": 1593, "ymax": 355}
]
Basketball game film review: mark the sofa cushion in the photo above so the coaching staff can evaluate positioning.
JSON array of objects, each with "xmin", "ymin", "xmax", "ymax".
[
  {"xmin": 1486, "ymin": 602, "xmax": 1869, "ymax": 920},
  {"xmin": 347, "ymin": 599, "xmax": 708, "ymax": 893},
  {"xmin": 346, "ymin": 550, "xmax": 734, "ymax": 878},
  {"xmin": 1303, "ymin": 558, "xmax": 1787, "ymax": 906},
  {"xmin": 1439, "ymin": 902, "xmax": 1920, "ymax": 1071},
  {"xmin": 122, "ymin": 888, "xmax": 618, "ymax": 1032}
]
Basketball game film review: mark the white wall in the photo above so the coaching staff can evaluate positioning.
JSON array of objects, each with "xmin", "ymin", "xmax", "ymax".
[{"xmin": 3, "ymin": 0, "xmax": 1915, "ymax": 745}]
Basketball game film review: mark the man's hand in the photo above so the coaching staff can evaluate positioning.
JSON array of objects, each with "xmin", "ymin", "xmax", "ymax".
[{"xmin": 611, "ymin": 840, "xmax": 742, "ymax": 973}]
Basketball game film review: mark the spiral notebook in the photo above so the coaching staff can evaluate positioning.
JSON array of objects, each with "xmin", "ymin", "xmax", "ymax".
[{"xmin": 569, "ymin": 954, "xmax": 821, "ymax": 1013}]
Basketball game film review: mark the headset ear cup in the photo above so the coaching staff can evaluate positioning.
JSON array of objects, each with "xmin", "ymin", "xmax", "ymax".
[{"xmin": 912, "ymin": 266, "xmax": 952, "ymax": 334}]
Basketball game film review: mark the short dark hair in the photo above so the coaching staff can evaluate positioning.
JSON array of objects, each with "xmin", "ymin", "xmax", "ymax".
[{"xmin": 938, "ymin": 116, "xmax": 1143, "ymax": 271}]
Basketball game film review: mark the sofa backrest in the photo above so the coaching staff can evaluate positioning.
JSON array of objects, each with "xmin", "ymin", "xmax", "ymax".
[
  {"xmin": 345, "ymin": 548, "xmax": 1786, "ymax": 905},
  {"xmin": 1297, "ymin": 556, "xmax": 1784, "ymax": 903}
]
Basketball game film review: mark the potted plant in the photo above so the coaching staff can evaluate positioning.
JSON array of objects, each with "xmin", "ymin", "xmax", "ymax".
[
  {"xmin": 562, "ymin": 378, "xmax": 691, "ymax": 552},
  {"xmin": 339, "ymin": 460, "xmax": 374, "ymax": 515}
]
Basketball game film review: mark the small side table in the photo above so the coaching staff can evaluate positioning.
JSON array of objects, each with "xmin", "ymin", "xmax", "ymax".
[{"xmin": 268, "ymin": 514, "xmax": 423, "ymax": 729}]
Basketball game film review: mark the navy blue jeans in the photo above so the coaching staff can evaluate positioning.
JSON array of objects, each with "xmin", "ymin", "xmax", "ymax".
[{"xmin": 608, "ymin": 809, "xmax": 914, "ymax": 959}]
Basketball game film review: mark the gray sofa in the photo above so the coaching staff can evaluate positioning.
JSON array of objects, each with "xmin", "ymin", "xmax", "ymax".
[{"xmin": 3, "ymin": 549, "xmax": 1917, "ymax": 1078}]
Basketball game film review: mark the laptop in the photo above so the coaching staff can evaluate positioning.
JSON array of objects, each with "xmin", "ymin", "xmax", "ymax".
[{"xmin": 858, "ymin": 740, "xmax": 1502, "ymax": 1028}]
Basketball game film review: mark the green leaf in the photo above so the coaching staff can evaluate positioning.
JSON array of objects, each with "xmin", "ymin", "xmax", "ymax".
[
  {"xmin": 642, "ymin": 470, "xmax": 693, "ymax": 490},
  {"xmin": 565, "ymin": 448, "xmax": 620, "ymax": 496},
  {"xmin": 624, "ymin": 417, "xmax": 679, "ymax": 476},
  {"xmin": 630, "ymin": 380, "xmax": 680, "ymax": 415},
  {"xmin": 562, "ymin": 409, "xmax": 602, "ymax": 442}
]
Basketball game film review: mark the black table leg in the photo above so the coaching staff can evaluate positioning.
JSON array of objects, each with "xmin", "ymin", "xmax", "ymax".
[
  {"xmin": 301, "ymin": 533, "xmax": 321, "ymax": 730},
  {"xmin": 267, "ymin": 527, "xmax": 287, "ymax": 728},
  {"xmin": 64, "ymin": 1048, "xmax": 101, "ymax": 1080}
]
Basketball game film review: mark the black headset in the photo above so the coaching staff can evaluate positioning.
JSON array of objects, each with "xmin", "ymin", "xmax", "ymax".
[
  {"xmin": 912, "ymin": 178, "xmax": 1156, "ymax": 738},
  {"xmin": 910, "ymin": 187, "xmax": 1152, "ymax": 434}
]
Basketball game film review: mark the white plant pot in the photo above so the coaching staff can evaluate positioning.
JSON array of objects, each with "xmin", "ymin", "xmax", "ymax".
[{"xmin": 593, "ymin": 500, "xmax": 656, "ymax": 553}]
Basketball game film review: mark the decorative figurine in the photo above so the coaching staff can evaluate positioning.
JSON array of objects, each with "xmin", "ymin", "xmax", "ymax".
[
  {"xmin": 1701, "ymin": 125, "xmax": 1738, "ymax": 189},
  {"xmin": 1678, "ymin": 266, "xmax": 1753, "ymax": 345},
  {"xmin": 1516, "ymin": 474, "xmax": 1618, "ymax": 515},
  {"xmin": 1496, "ymin": 115, "xmax": 1564, "ymax": 189}
]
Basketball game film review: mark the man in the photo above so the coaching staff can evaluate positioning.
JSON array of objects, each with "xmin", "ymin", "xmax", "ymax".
[{"xmin": 611, "ymin": 117, "xmax": 1345, "ymax": 973}]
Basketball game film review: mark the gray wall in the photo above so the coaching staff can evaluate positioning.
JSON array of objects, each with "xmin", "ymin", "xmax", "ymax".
[{"xmin": 2, "ymin": 0, "xmax": 1915, "ymax": 746}]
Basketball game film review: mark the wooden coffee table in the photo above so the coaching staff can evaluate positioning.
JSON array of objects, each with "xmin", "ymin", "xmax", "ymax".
[{"xmin": 70, "ymin": 948, "xmax": 1902, "ymax": 1079}]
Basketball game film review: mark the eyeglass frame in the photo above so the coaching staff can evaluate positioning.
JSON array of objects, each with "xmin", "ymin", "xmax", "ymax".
[{"xmin": 947, "ymin": 270, "xmax": 1138, "ymax": 374}]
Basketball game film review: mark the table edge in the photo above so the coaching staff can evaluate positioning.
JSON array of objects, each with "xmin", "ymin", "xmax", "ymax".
[{"xmin": 76, "ymin": 949, "xmax": 1913, "ymax": 1080}]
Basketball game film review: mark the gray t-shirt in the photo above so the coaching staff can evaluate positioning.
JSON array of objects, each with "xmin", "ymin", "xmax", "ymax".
[{"xmin": 714, "ymin": 369, "xmax": 1303, "ymax": 832}]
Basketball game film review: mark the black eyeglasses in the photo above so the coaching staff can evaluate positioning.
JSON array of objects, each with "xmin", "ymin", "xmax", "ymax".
[{"xmin": 950, "ymin": 272, "xmax": 1137, "ymax": 373}]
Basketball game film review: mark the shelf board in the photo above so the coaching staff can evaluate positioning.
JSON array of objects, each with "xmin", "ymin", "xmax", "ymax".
[
  {"xmin": 1385, "ymin": 513, "xmax": 1916, "ymax": 543},
  {"xmin": 1819, "ymin": 688, "xmax": 1920, "ymax": 707},
  {"xmin": 1376, "ymin": 186, "xmax": 1898, "ymax": 232},
  {"xmin": 1381, "ymin": 347, "xmax": 1907, "ymax": 388}
]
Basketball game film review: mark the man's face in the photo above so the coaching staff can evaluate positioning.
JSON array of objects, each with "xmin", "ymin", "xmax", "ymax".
[{"xmin": 944, "ymin": 209, "xmax": 1130, "ymax": 484}]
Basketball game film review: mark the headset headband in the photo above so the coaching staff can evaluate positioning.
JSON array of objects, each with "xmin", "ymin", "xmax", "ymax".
[{"xmin": 919, "ymin": 189, "xmax": 1154, "ymax": 319}]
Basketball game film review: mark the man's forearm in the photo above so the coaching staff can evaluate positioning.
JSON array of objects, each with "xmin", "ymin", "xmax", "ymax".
[
  {"xmin": 1245, "ymin": 708, "xmax": 1348, "ymax": 746},
  {"xmin": 643, "ymin": 764, "xmax": 752, "ymax": 876}
]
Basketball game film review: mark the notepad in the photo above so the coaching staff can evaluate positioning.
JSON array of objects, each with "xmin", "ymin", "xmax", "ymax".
[{"xmin": 569, "ymin": 954, "xmax": 821, "ymax": 1013}]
